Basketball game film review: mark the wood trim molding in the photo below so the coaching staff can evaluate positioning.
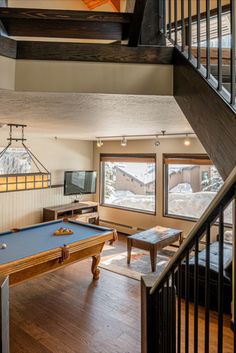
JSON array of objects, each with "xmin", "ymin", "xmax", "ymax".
[{"xmin": 16, "ymin": 41, "xmax": 173, "ymax": 63}]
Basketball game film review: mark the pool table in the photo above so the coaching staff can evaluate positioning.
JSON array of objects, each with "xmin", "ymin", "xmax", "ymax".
[{"xmin": 0, "ymin": 219, "xmax": 117, "ymax": 286}]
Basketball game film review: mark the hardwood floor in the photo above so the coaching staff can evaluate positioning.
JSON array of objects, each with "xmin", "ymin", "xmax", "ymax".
[
  {"xmin": 10, "ymin": 234, "xmax": 233, "ymax": 353},
  {"xmin": 10, "ymin": 235, "xmax": 140, "ymax": 353}
]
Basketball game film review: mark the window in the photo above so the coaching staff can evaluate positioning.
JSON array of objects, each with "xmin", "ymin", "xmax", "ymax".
[
  {"xmin": 100, "ymin": 154, "xmax": 156, "ymax": 214},
  {"xmin": 164, "ymin": 154, "xmax": 227, "ymax": 221}
]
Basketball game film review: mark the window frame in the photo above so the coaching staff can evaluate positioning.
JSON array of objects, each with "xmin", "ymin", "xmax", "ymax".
[
  {"xmin": 100, "ymin": 153, "xmax": 157, "ymax": 215},
  {"xmin": 163, "ymin": 153, "xmax": 217, "ymax": 222}
]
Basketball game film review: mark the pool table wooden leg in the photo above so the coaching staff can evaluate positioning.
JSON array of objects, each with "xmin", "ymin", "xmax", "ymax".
[
  {"xmin": 91, "ymin": 255, "xmax": 101, "ymax": 280},
  {"xmin": 127, "ymin": 238, "xmax": 132, "ymax": 264}
]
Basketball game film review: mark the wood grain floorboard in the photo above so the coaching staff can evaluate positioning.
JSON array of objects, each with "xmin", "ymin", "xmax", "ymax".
[{"xmin": 10, "ymin": 234, "xmax": 233, "ymax": 353}]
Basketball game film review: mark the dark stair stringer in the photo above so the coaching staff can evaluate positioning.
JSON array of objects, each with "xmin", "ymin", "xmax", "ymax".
[{"xmin": 174, "ymin": 49, "xmax": 236, "ymax": 180}]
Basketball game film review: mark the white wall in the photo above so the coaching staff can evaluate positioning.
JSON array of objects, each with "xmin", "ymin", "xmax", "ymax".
[
  {"xmin": 0, "ymin": 132, "xmax": 93, "ymax": 185},
  {"xmin": 93, "ymin": 137, "xmax": 206, "ymax": 238},
  {"xmin": 0, "ymin": 134, "xmax": 93, "ymax": 231}
]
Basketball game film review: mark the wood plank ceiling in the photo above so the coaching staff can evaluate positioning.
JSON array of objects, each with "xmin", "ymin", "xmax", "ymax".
[{"xmin": 82, "ymin": 0, "xmax": 120, "ymax": 12}]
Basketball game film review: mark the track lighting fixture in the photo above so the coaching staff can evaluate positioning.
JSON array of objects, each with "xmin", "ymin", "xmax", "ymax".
[
  {"xmin": 121, "ymin": 136, "xmax": 127, "ymax": 147},
  {"xmin": 184, "ymin": 134, "xmax": 191, "ymax": 146},
  {"xmin": 95, "ymin": 131, "xmax": 195, "ymax": 147},
  {"xmin": 96, "ymin": 138, "xmax": 103, "ymax": 148},
  {"xmin": 154, "ymin": 135, "xmax": 160, "ymax": 147}
]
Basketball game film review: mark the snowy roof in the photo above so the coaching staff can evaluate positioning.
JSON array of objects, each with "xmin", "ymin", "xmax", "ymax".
[
  {"xmin": 169, "ymin": 165, "xmax": 196, "ymax": 175},
  {"xmin": 116, "ymin": 165, "xmax": 155, "ymax": 185}
]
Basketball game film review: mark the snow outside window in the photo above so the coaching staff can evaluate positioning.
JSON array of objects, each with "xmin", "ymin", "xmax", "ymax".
[
  {"xmin": 164, "ymin": 155, "xmax": 232, "ymax": 224},
  {"xmin": 100, "ymin": 155, "xmax": 156, "ymax": 214}
]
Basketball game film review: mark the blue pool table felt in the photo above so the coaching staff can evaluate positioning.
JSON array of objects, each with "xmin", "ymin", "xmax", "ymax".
[{"xmin": 0, "ymin": 220, "xmax": 111, "ymax": 265}]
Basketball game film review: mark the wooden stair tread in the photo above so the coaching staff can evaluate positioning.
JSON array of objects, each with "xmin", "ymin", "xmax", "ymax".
[
  {"xmin": 0, "ymin": 8, "xmax": 132, "ymax": 40},
  {"xmin": 0, "ymin": 7, "xmax": 132, "ymax": 23}
]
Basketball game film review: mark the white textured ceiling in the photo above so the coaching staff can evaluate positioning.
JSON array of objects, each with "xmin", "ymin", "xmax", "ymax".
[{"xmin": 0, "ymin": 90, "xmax": 192, "ymax": 140}]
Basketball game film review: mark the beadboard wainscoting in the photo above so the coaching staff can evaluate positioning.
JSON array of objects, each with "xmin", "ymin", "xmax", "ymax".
[{"xmin": 0, "ymin": 187, "xmax": 92, "ymax": 232}]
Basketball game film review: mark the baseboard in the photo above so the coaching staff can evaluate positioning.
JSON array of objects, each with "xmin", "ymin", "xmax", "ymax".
[{"xmin": 99, "ymin": 219, "xmax": 145, "ymax": 235}]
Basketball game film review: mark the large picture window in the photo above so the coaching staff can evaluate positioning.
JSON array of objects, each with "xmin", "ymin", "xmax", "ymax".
[
  {"xmin": 100, "ymin": 154, "xmax": 156, "ymax": 214},
  {"xmin": 163, "ymin": 154, "xmax": 228, "ymax": 221}
]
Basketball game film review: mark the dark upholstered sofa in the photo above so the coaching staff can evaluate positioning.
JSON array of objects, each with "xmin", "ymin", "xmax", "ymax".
[{"xmin": 177, "ymin": 241, "xmax": 232, "ymax": 314}]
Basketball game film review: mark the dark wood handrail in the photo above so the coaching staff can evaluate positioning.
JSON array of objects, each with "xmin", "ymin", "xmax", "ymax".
[{"xmin": 150, "ymin": 165, "xmax": 236, "ymax": 294}]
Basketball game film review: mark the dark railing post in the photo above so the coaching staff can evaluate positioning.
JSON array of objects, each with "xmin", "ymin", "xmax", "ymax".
[
  {"xmin": 141, "ymin": 276, "xmax": 158, "ymax": 353},
  {"xmin": 0, "ymin": 276, "xmax": 9, "ymax": 353},
  {"xmin": 128, "ymin": 0, "xmax": 148, "ymax": 46}
]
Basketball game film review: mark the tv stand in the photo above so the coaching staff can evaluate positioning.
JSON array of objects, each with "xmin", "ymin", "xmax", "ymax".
[{"xmin": 43, "ymin": 201, "xmax": 99, "ymax": 225}]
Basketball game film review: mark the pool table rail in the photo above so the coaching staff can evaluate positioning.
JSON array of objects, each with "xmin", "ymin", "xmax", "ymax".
[{"xmin": 0, "ymin": 230, "xmax": 114, "ymax": 286}]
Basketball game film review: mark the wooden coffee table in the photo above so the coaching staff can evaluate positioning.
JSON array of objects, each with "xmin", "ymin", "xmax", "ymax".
[{"xmin": 127, "ymin": 226, "xmax": 183, "ymax": 272}]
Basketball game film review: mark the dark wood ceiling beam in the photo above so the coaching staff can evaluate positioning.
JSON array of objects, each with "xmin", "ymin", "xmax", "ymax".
[
  {"xmin": 16, "ymin": 41, "xmax": 173, "ymax": 64},
  {"xmin": 0, "ymin": 8, "xmax": 132, "ymax": 40}
]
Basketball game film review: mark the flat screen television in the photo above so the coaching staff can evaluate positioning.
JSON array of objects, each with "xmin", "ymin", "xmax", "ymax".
[{"xmin": 64, "ymin": 171, "xmax": 97, "ymax": 196}]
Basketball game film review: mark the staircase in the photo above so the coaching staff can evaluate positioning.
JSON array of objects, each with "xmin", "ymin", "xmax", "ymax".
[
  {"xmin": 141, "ymin": 1, "xmax": 236, "ymax": 353},
  {"xmin": 0, "ymin": 1, "xmax": 235, "ymax": 351},
  {"xmin": 142, "ymin": 165, "xmax": 236, "ymax": 353}
]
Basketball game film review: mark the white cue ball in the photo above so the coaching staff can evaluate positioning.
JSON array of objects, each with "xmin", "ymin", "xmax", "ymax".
[{"xmin": 1, "ymin": 243, "xmax": 7, "ymax": 249}]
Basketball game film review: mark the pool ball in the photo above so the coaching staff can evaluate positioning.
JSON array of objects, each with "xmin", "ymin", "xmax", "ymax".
[{"xmin": 1, "ymin": 243, "xmax": 7, "ymax": 249}]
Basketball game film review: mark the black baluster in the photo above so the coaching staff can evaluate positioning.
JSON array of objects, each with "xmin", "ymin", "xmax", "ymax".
[
  {"xmin": 168, "ymin": 0, "xmax": 171, "ymax": 40},
  {"xmin": 185, "ymin": 252, "xmax": 189, "ymax": 353},
  {"xmin": 171, "ymin": 270, "xmax": 176, "ymax": 353},
  {"xmin": 205, "ymin": 223, "xmax": 210, "ymax": 353},
  {"xmin": 217, "ymin": 0, "xmax": 222, "ymax": 91},
  {"xmin": 206, "ymin": 0, "xmax": 211, "ymax": 79},
  {"xmin": 230, "ymin": 0, "xmax": 236, "ymax": 105},
  {"xmin": 166, "ymin": 277, "xmax": 170, "ymax": 353},
  {"xmin": 194, "ymin": 237, "xmax": 199, "ymax": 353},
  {"xmin": 218, "ymin": 206, "xmax": 224, "ymax": 353},
  {"xmin": 178, "ymin": 262, "xmax": 182, "ymax": 353},
  {"xmin": 163, "ymin": 0, "xmax": 166, "ymax": 36},
  {"xmin": 174, "ymin": 0, "xmax": 177, "ymax": 45},
  {"xmin": 181, "ymin": 0, "xmax": 185, "ymax": 52},
  {"xmin": 197, "ymin": 0, "xmax": 201, "ymax": 68},
  {"xmin": 188, "ymin": 0, "xmax": 192, "ymax": 59},
  {"xmin": 233, "ymin": 187, "xmax": 236, "ymax": 352}
]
